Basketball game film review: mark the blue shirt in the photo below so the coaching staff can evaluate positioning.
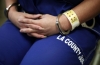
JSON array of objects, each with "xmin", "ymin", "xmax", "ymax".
[
  {"xmin": 18, "ymin": 0, "xmax": 100, "ymax": 36},
  {"xmin": 18, "ymin": 0, "xmax": 83, "ymax": 15}
]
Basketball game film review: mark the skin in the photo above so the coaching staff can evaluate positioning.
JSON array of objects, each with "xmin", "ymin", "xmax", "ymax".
[{"xmin": 6, "ymin": 0, "xmax": 100, "ymax": 38}]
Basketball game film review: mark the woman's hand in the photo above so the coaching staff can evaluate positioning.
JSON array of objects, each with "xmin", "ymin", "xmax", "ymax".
[
  {"xmin": 8, "ymin": 10, "xmax": 42, "ymax": 29},
  {"xmin": 8, "ymin": 9, "xmax": 47, "ymax": 38},
  {"xmin": 20, "ymin": 14, "xmax": 60, "ymax": 38}
]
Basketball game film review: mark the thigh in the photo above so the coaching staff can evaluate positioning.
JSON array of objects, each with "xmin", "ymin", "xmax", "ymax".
[
  {"xmin": 20, "ymin": 27, "xmax": 98, "ymax": 65},
  {"xmin": 0, "ymin": 20, "xmax": 35, "ymax": 65}
]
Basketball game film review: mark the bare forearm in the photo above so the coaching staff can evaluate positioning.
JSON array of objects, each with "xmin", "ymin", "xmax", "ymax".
[
  {"xmin": 5, "ymin": 0, "xmax": 18, "ymax": 19},
  {"xmin": 72, "ymin": 0, "xmax": 100, "ymax": 23},
  {"xmin": 60, "ymin": 0, "xmax": 100, "ymax": 31},
  {"xmin": 5, "ymin": 0, "xmax": 18, "ymax": 16},
  {"xmin": 5, "ymin": 0, "xmax": 17, "ymax": 7}
]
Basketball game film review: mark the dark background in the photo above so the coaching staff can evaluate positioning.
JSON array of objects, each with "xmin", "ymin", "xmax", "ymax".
[
  {"xmin": 0, "ymin": 0, "xmax": 6, "ymax": 25},
  {"xmin": 0, "ymin": 0, "xmax": 100, "ymax": 65}
]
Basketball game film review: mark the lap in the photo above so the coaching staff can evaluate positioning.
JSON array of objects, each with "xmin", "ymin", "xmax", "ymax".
[
  {"xmin": 0, "ymin": 20, "xmax": 35, "ymax": 65},
  {"xmin": 0, "ymin": 20, "xmax": 98, "ymax": 65},
  {"xmin": 20, "ymin": 27, "xmax": 98, "ymax": 65}
]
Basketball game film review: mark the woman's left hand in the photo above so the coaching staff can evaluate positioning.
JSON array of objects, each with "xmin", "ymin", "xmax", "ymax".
[{"xmin": 20, "ymin": 14, "xmax": 59, "ymax": 38}]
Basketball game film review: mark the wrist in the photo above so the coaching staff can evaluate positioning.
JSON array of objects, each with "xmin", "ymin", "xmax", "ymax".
[
  {"xmin": 8, "ymin": 6, "xmax": 18, "ymax": 17},
  {"xmin": 4, "ymin": 3, "xmax": 18, "ymax": 18},
  {"xmin": 63, "ymin": 10, "xmax": 80, "ymax": 30},
  {"xmin": 59, "ymin": 14, "xmax": 72, "ymax": 31},
  {"xmin": 56, "ymin": 14, "xmax": 71, "ymax": 35}
]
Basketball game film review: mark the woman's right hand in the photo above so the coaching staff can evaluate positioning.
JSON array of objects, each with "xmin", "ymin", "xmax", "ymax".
[
  {"xmin": 8, "ymin": 7, "xmax": 47, "ymax": 38},
  {"xmin": 8, "ymin": 7, "xmax": 42, "ymax": 29}
]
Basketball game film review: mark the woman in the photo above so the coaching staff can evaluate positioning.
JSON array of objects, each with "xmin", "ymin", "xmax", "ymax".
[{"xmin": 0, "ymin": 0, "xmax": 100, "ymax": 65}]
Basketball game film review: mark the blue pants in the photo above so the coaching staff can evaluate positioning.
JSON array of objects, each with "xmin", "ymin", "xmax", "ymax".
[{"xmin": 0, "ymin": 20, "xmax": 98, "ymax": 65}]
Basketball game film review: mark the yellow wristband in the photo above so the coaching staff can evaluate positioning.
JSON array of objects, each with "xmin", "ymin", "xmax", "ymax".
[{"xmin": 63, "ymin": 10, "xmax": 80, "ymax": 30}]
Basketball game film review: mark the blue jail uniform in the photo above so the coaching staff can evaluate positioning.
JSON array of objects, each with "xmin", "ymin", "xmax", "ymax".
[{"xmin": 0, "ymin": 0, "xmax": 100, "ymax": 65}]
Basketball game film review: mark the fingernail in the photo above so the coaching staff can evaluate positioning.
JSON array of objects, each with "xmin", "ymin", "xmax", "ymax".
[
  {"xmin": 41, "ymin": 36, "xmax": 47, "ymax": 38},
  {"xmin": 39, "ymin": 27, "xmax": 44, "ymax": 30},
  {"xmin": 20, "ymin": 29, "xmax": 25, "ymax": 32}
]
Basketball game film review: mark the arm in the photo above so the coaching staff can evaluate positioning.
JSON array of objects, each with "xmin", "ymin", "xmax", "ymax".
[
  {"xmin": 5, "ymin": 0, "xmax": 46, "ymax": 38},
  {"xmin": 5, "ymin": 0, "xmax": 17, "ymax": 16},
  {"xmin": 5, "ymin": 0, "xmax": 42, "ymax": 29},
  {"xmin": 60, "ymin": 0, "xmax": 100, "ymax": 31},
  {"xmin": 5, "ymin": 0, "xmax": 17, "ymax": 7},
  {"xmin": 19, "ymin": 0, "xmax": 100, "ymax": 38}
]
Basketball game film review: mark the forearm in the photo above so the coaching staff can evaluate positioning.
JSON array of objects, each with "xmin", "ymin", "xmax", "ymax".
[
  {"xmin": 60, "ymin": 0, "xmax": 100, "ymax": 31},
  {"xmin": 5, "ymin": 0, "xmax": 18, "ymax": 14},
  {"xmin": 73, "ymin": 0, "xmax": 100, "ymax": 23},
  {"xmin": 5, "ymin": 0, "xmax": 21, "ymax": 28},
  {"xmin": 5, "ymin": 0, "xmax": 17, "ymax": 7}
]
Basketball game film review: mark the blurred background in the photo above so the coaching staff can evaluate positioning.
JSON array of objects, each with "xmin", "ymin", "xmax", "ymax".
[
  {"xmin": 0, "ymin": 0, "xmax": 100, "ymax": 65},
  {"xmin": 0, "ymin": 0, "xmax": 6, "ymax": 26}
]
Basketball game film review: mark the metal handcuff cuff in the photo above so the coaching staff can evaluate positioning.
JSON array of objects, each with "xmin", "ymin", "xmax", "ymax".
[
  {"xmin": 81, "ymin": 18, "xmax": 95, "ymax": 29},
  {"xmin": 56, "ymin": 14, "xmax": 70, "ymax": 35},
  {"xmin": 4, "ymin": 3, "xmax": 20, "ymax": 18},
  {"xmin": 56, "ymin": 10, "xmax": 80, "ymax": 35},
  {"xmin": 56, "ymin": 10, "xmax": 95, "ymax": 35}
]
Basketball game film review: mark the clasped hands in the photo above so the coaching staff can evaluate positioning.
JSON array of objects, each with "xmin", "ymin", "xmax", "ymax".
[{"xmin": 18, "ymin": 14, "xmax": 59, "ymax": 38}]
